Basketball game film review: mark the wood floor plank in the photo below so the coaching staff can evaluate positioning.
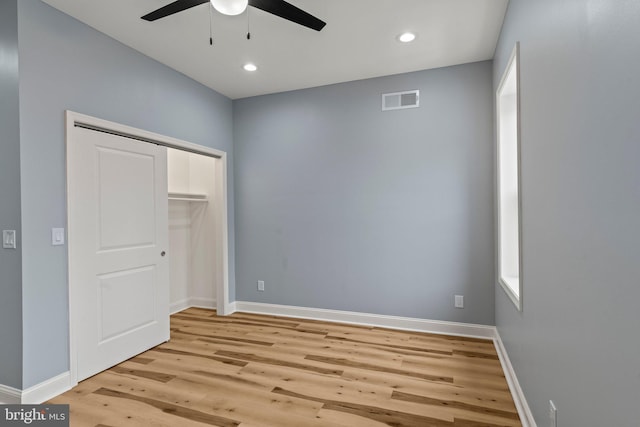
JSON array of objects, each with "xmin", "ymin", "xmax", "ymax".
[
  {"xmin": 129, "ymin": 356, "xmax": 155, "ymax": 365},
  {"xmin": 325, "ymin": 334, "xmax": 453, "ymax": 356},
  {"xmin": 401, "ymin": 356, "xmax": 506, "ymax": 382},
  {"xmin": 48, "ymin": 308, "xmax": 521, "ymax": 427},
  {"xmin": 247, "ymin": 334, "xmax": 409, "ymax": 369},
  {"xmin": 314, "ymin": 407, "xmax": 393, "ymax": 427},
  {"xmin": 151, "ymin": 346, "xmax": 249, "ymax": 368},
  {"xmin": 392, "ymin": 390, "xmax": 519, "ymax": 421},
  {"xmin": 91, "ymin": 370, "xmax": 209, "ymax": 408},
  {"xmin": 110, "ymin": 366, "xmax": 176, "ymax": 383},
  {"xmin": 62, "ymin": 392, "xmax": 212, "ymax": 427},
  {"xmin": 341, "ymin": 368, "xmax": 515, "ymax": 406},
  {"xmin": 272, "ymin": 387, "xmax": 454, "ymax": 427},
  {"xmin": 237, "ymin": 362, "xmax": 395, "ymax": 404},
  {"xmin": 215, "ymin": 350, "xmax": 344, "ymax": 376},
  {"xmin": 237, "ymin": 364, "xmax": 458, "ymax": 423},
  {"xmin": 94, "ymin": 388, "xmax": 241, "ymax": 427},
  {"xmin": 305, "ymin": 354, "xmax": 454, "ymax": 383}
]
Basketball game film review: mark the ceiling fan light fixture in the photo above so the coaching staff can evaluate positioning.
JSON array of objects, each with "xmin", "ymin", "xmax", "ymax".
[{"xmin": 210, "ymin": 0, "xmax": 248, "ymax": 16}]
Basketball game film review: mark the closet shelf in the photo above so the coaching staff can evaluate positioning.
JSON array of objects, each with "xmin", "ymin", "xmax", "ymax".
[{"xmin": 168, "ymin": 192, "xmax": 208, "ymax": 203}]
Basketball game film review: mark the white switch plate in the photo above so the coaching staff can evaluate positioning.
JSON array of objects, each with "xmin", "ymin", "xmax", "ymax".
[
  {"xmin": 52, "ymin": 228, "xmax": 65, "ymax": 246},
  {"xmin": 257, "ymin": 280, "xmax": 265, "ymax": 291},
  {"xmin": 454, "ymin": 295, "xmax": 464, "ymax": 308},
  {"xmin": 549, "ymin": 400, "xmax": 557, "ymax": 427},
  {"xmin": 3, "ymin": 230, "xmax": 17, "ymax": 249}
]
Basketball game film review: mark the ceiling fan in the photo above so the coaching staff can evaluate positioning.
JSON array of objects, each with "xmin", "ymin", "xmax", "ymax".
[{"xmin": 142, "ymin": 0, "xmax": 326, "ymax": 32}]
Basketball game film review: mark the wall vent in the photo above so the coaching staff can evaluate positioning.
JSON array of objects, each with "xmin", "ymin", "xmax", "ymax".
[{"xmin": 382, "ymin": 90, "xmax": 420, "ymax": 111}]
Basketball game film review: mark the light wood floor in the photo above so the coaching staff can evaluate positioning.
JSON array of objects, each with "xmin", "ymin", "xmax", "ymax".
[{"xmin": 50, "ymin": 308, "xmax": 522, "ymax": 427}]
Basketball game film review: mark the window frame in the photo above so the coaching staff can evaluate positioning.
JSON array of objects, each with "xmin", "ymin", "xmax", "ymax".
[{"xmin": 496, "ymin": 42, "xmax": 523, "ymax": 311}]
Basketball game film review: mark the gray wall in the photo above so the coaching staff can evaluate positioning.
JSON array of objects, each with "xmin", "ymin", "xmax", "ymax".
[
  {"xmin": 17, "ymin": 0, "xmax": 235, "ymax": 388},
  {"xmin": 494, "ymin": 1, "xmax": 640, "ymax": 426},
  {"xmin": 234, "ymin": 62, "xmax": 495, "ymax": 324},
  {"xmin": 0, "ymin": 0, "xmax": 23, "ymax": 390}
]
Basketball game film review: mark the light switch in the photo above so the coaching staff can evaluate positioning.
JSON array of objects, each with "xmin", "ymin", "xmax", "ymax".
[
  {"xmin": 52, "ymin": 228, "xmax": 65, "ymax": 246},
  {"xmin": 3, "ymin": 230, "xmax": 17, "ymax": 249}
]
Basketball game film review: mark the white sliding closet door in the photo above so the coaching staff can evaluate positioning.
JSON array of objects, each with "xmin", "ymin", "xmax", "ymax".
[{"xmin": 69, "ymin": 126, "xmax": 169, "ymax": 381}]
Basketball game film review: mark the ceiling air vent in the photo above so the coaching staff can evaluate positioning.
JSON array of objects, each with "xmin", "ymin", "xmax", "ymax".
[{"xmin": 382, "ymin": 90, "xmax": 420, "ymax": 111}]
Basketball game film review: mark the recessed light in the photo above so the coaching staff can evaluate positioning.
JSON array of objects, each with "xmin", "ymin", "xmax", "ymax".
[
  {"xmin": 398, "ymin": 32, "xmax": 416, "ymax": 43},
  {"xmin": 243, "ymin": 63, "xmax": 258, "ymax": 72}
]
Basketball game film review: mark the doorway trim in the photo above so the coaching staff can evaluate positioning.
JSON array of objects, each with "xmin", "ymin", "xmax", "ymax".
[{"xmin": 65, "ymin": 110, "xmax": 231, "ymax": 386}]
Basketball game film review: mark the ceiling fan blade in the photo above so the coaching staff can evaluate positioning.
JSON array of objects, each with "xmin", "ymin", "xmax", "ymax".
[
  {"xmin": 142, "ymin": 0, "xmax": 209, "ymax": 21},
  {"xmin": 248, "ymin": 0, "xmax": 326, "ymax": 31}
]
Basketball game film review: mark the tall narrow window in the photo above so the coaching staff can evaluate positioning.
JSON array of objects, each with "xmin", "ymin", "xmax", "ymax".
[{"xmin": 497, "ymin": 43, "xmax": 522, "ymax": 310}]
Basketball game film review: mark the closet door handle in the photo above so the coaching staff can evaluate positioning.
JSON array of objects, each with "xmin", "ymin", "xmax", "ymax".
[{"xmin": 161, "ymin": 251, "xmax": 166, "ymax": 257}]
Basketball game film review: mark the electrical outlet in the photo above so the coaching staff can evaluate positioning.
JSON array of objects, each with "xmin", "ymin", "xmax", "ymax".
[
  {"xmin": 549, "ymin": 400, "xmax": 557, "ymax": 427},
  {"xmin": 2, "ymin": 230, "xmax": 16, "ymax": 249},
  {"xmin": 257, "ymin": 280, "xmax": 265, "ymax": 291},
  {"xmin": 52, "ymin": 228, "xmax": 65, "ymax": 246},
  {"xmin": 454, "ymin": 295, "xmax": 464, "ymax": 308}
]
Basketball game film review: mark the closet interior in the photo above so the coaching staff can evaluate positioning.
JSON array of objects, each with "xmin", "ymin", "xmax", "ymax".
[{"xmin": 167, "ymin": 147, "xmax": 217, "ymax": 312}]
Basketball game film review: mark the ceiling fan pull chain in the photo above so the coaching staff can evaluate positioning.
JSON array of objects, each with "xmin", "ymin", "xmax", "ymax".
[
  {"xmin": 209, "ymin": 2, "xmax": 214, "ymax": 46},
  {"xmin": 247, "ymin": 7, "xmax": 251, "ymax": 40}
]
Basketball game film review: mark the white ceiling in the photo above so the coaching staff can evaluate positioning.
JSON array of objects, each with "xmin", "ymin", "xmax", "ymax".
[{"xmin": 40, "ymin": 0, "xmax": 509, "ymax": 100}]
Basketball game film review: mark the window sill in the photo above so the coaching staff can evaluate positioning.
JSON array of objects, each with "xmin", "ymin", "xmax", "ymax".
[{"xmin": 499, "ymin": 275, "xmax": 521, "ymax": 311}]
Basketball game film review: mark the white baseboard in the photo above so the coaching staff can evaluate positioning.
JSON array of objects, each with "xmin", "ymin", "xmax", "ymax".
[
  {"xmin": 494, "ymin": 330, "xmax": 537, "ymax": 427},
  {"xmin": 171, "ymin": 297, "xmax": 216, "ymax": 314},
  {"xmin": 0, "ymin": 372, "xmax": 71, "ymax": 404},
  {"xmin": 190, "ymin": 297, "xmax": 216, "ymax": 309},
  {"xmin": 232, "ymin": 301, "xmax": 496, "ymax": 339},
  {"xmin": 170, "ymin": 298, "xmax": 192, "ymax": 314},
  {"xmin": 225, "ymin": 301, "xmax": 237, "ymax": 315},
  {"xmin": 0, "ymin": 383, "xmax": 21, "ymax": 404},
  {"xmin": 21, "ymin": 372, "xmax": 72, "ymax": 404}
]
